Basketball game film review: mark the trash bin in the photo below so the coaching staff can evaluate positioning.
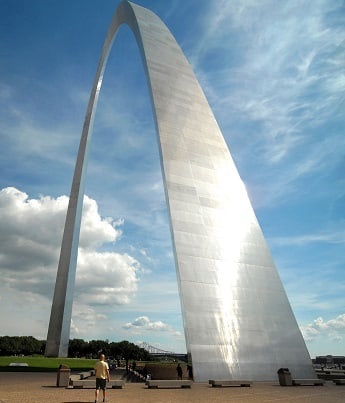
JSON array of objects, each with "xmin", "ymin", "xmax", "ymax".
[
  {"xmin": 56, "ymin": 364, "xmax": 71, "ymax": 387},
  {"xmin": 277, "ymin": 368, "xmax": 292, "ymax": 386}
]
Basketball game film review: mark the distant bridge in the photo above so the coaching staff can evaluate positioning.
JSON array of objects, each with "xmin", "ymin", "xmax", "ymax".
[{"xmin": 138, "ymin": 342, "xmax": 188, "ymax": 362}]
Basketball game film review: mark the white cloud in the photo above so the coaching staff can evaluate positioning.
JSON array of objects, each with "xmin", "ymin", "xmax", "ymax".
[
  {"xmin": 270, "ymin": 229, "xmax": 345, "ymax": 247},
  {"xmin": 123, "ymin": 316, "xmax": 173, "ymax": 333},
  {"xmin": 122, "ymin": 316, "xmax": 185, "ymax": 352},
  {"xmin": 192, "ymin": 0, "xmax": 345, "ymax": 204},
  {"xmin": 76, "ymin": 250, "xmax": 139, "ymax": 305},
  {"xmin": 78, "ymin": 196, "xmax": 123, "ymax": 248},
  {"xmin": 0, "ymin": 93, "xmax": 78, "ymax": 168},
  {"xmin": 70, "ymin": 306, "xmax": 108, "ymax": 338},
  {"xmin": 301, "ymin": 314, "xmax": 345, "ymax": 342},
  {"xmin": 0, "ymin": 186, "xmax": 142, "ymax": 338}
]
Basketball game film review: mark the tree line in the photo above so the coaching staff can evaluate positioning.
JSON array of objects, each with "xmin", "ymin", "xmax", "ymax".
[{"xmin": 0, "ymin": 336, "xmax": 152, "ymax": 362}]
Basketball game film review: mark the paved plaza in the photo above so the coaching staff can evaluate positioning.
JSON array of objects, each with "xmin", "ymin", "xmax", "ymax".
[{"xmin": 0, "ymin": 372, "xmax": 344, "ymax": 403}]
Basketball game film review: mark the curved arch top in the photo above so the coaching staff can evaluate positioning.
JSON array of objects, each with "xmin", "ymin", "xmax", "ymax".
[{"xmin": 45, "ymin": 1, "xmax": 314, "ymax": 381}]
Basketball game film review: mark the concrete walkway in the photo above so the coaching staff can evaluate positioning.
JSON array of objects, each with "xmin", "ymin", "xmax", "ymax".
[{"xmin": 0, "ymin": 372, "xmax": 344, "ymax": 403}]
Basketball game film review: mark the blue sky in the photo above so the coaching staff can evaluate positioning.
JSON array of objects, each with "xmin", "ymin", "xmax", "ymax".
[{"xmin": 0, "ymin": 0, "xmax": 344, "ymax": 357}]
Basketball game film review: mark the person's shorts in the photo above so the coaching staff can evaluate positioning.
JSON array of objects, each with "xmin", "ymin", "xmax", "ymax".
[{"xmin": 96, "ymin": 378, "xmax": 107, "ymax": 390}]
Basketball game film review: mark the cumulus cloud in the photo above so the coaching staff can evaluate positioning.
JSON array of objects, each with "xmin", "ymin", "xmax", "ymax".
[
  {"xmin": 76, "ymin": 250, "xmax": 139, "ymax": 305},
  {"xmin": 70, "ymin": 307, "xmax": 108, "ymax": 337},
  {"xmin": 0, "ymin": 186, "xmax": 140, "ymax": 309},
  {"xmin": 123, "ymin": 316, "xmax": 173, "ymax": 333},
  {"xmin": 301, "ymin": 314, "xmax": 345, "ymax": 342},
  {"xmin": 78, "ymin": 196, "xmax": 123, "ymax": 248}
]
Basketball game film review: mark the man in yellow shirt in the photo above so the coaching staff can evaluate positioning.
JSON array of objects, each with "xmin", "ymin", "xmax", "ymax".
[{"xmin": 94, "ymin": 353, "xmax": 110, "ymax": 403}]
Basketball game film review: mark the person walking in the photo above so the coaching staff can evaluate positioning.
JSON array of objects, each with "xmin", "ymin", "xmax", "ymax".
[
  {"xmin": 94, "ymin": 353, "xmax": 110, "ymax": 403},
  {"xmin": 176, "ymin": 363, "xmax": 183, "ymax": 380}
]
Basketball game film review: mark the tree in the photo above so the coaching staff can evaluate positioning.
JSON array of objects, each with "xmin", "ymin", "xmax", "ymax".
[
  {"xmin": 87, "ymin": 339, "xmax": 109, "ymax": 357},
  {"xmin": 20, "ymin": 336, "xmax": 43, "ymax": 355},
  {"xmin": 69, "ymin": 339, "xmax": 88, "ymax": 357},
  {"xmin": 0, "ymin": 336, "xmax": 44, "ymax": 356},
  {"xmin": 113, "ymin": 340, "xmax": 151, "ymax": 370}
]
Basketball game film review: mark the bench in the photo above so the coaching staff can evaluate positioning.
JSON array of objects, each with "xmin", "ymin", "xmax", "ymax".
[
  {"xmin": 69, "ymin": 374, "xmax": 81, "ymax": 382},
  {"xmin": 292, "ymin": 379, "xmax": 324, "ymax": 386},
  {"xmin": 79, "ymin": 370, "xmax": 94, "ymax": 379},
  {"xmin": 333, "ymin": 379, "xmax": 345, "ymax": 385},
  {"xmin": 71, "ymin": 379, "xmax": 124, "ymax": 389},
  {"xmin": 69, "ymin": 370, "xmax": 94, "ymax": 383},
  {"xmin": 9, "ymin": 362, "xmax": 28, "ymax": 367},
  {"xmin": 209, "ymin": 379, "xmax": 252, "ymax": 387},
  {"xmin": 145, "ymin": 380, "xmax": 192, "ymax": 389}
]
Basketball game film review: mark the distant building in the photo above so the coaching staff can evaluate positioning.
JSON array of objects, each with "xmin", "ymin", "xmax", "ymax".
[{"xmin": 313, "ymin": 355, "xmax": 345, "ymax": 368}]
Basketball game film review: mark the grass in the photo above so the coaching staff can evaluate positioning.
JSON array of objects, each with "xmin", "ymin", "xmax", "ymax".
[{"xmin": 0, "ymin": 356, "xmax": 97, "ymax": 372}]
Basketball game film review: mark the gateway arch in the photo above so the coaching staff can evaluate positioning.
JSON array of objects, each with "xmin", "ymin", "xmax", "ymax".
[{"xmin": 46, "ymin": 0, "xmax": 315, "ymax": 381}]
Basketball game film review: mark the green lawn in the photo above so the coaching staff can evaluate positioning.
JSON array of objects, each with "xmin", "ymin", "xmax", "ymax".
[{"xmin": 0, "ymin": 356, "xmax": 97, "ymax": 372}]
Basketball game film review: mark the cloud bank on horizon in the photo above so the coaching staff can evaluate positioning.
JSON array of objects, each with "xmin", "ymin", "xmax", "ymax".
[{"xmin": 0, "ymin": 0, "xmax": 344, "ymax": 356}]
